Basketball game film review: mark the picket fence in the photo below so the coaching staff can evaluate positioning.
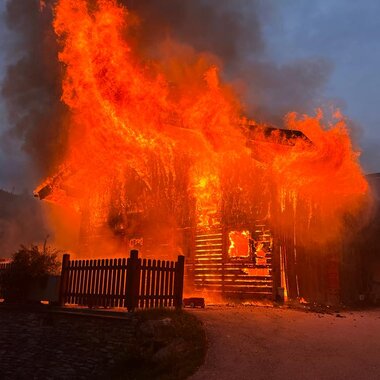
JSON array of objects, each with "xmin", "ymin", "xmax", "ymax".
[{"xmin": 59, "ymin": 250, "xmax": 185, "ymax": 311}]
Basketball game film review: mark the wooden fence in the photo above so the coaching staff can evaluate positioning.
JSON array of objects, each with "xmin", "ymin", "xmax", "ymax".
[
  {"xmin": 0, "ymin": 261, "xmax": 12, "ymax": 298},
  {"xmin": 0, "ymin": 262, "xmax": 12, "ymax": 272},
  {"xmin": 59, "ymin": 250, "xmax": 185, "ymax": 311}
]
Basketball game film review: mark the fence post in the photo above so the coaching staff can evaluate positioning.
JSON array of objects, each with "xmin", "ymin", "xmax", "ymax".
[
  {"xmin": 59, "ymin": 253, "xmax": 70, "ymax": 307},
  {"xmin": 174, "ymin": 255, "xmax": 185, "ymax": 309},
  {"xmin": 126, "ymin": 250, "xmax": 141, "ymax": 312}
]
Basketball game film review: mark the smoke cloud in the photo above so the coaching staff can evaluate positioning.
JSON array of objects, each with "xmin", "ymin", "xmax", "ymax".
[{"xmin": 1, "ymin": 0, "xmax": 68, "ymax": 189}]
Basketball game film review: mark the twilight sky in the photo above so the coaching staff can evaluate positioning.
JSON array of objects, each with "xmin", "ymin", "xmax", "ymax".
[
  {"xmin": 0, "ymin": 0, "xmax": 379, "ymax": 192},
  {"xmin": 261, "ymin": 0, "xmax": 380, "ymax": 172}
]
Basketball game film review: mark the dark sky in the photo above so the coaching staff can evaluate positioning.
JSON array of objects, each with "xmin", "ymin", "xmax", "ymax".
[{"xmin": 0, "ymin": 0, "xmax": 379, "ymax": 192}]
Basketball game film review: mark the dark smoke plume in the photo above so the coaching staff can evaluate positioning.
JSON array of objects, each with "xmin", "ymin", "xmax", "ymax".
[
  {"xmin": 124, "ymin": 0, "xmax": 264, "ymax": 66},
  {"xmin": 1, "ymin": 0, "xmax": 68, "ymax": 187},
  {"xmin": 0, "ymin": 1, "xmax": 64, "ymax": 255}
]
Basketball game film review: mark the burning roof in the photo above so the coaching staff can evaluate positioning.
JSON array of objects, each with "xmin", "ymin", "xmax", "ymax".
[
  {"xmin": 245, "ymin": 124, "xmax": 312, "ymax": 146},
  {"xmin": 34, "ymin": 123, "xmax": 311, "ymax": 201}
]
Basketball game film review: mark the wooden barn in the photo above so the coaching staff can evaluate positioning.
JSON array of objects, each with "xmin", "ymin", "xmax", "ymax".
[{"xmin": 34, "ymin": 124, "xmax": 369, "ymax": 305}]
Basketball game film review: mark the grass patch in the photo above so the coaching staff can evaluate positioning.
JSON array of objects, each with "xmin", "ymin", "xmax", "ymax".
[{"xmin": 109, "ymin": 309, "xmax": 207, "ymax": 380}]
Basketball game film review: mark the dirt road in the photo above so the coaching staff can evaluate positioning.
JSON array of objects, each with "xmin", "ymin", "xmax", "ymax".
[{"xmin": 190, "ymin": 305, "xmax": 380, "ymax": 380}]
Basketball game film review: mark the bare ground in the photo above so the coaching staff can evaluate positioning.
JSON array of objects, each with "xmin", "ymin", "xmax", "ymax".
[{"xmin": 189, "ymin": 305, "xmax": 380, "ymax": 380}]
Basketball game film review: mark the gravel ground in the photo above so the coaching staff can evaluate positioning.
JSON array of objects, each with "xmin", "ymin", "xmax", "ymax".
[{"xmin": 189, "ymin": 305, "xmax": 380, "ymax": 380}]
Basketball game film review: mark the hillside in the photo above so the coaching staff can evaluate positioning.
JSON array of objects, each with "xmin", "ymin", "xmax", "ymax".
[{"xmin": 0, "ymin": 190, "xmax": 50, "ymax": 258}]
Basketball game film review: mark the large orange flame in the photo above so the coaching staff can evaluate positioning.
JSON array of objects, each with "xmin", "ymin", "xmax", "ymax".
[{"xmin": 36, "ymin": 0, "xmax": 369, "ymax": 256}]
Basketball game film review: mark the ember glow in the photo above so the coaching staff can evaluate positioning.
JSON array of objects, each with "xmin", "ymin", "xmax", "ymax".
[{"xmin": 35, "ymin": 0, "xmax": 368, "ymax": 267}]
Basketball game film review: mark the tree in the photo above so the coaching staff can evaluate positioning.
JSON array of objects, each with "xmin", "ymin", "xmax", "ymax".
[{"xmin": 0, "ymin": 242, "xmax": 61, "ymax": 302}]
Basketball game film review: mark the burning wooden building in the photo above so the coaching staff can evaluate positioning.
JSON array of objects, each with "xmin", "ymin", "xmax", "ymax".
[
  {"xmin": 34, "ymin": 121, "xmax": 367, "ymax": 304},
  {"xmin": 34, "ymin": 0, "xmax": 369, "ymax": 304}
]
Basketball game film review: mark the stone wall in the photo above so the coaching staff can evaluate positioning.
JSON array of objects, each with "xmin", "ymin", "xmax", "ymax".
[{"xmin": 0, "ymin": 307, "xmax": 138, "ymax": 379}]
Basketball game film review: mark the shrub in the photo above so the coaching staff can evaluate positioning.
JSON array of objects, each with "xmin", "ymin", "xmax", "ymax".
[{"xmin": 0, "ymin": 242, "xmax": 61, "ymax": 302}]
